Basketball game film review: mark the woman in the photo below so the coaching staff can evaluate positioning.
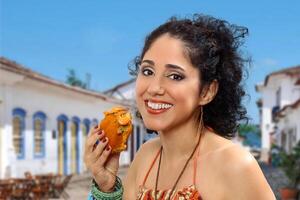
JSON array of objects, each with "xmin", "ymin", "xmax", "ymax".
[{"xmin": 84, "ymin": 14, "xmax": 276, "ymax": 200}]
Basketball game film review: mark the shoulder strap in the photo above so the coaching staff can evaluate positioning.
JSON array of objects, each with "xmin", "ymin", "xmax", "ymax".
[
  {"xmin": 193, "ymin": 139, "xmax": 201, "ymax": 185},
  {"xmin": 142, "ymin": 147, "xmax": 162, "ymax": 186}
]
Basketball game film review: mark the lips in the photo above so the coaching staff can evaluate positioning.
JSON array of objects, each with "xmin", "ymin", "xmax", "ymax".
[{"xmin": 144, "ymin": 99, "xmax": 173, "ymax": 115}]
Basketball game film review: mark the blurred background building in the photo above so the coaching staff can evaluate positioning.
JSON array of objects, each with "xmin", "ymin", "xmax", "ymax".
[
  {"xmin": 0, "ymin": 57, "xmax": 148, "ymax": 178},
  {"xmin": 2, "ymin": 55, "xmax": 299, "ymax": 179},
  {"xmin": 256, "ymin": 65, "xmax": 300, "ymax": 162}
]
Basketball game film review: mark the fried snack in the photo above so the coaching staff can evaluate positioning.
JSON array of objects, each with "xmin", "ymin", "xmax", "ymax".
[{"xmin": 99, "ymin": 106, "xmax": 133, "ymax": 153}]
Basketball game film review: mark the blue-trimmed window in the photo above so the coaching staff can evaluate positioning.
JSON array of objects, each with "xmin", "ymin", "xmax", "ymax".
[
  {"xmin": 12, "ymin": 108, "xmax": 26, "ymax": 159},
  {"xmin": 83, "ymin": 119, "xmax": 91, "ymax": 135},
  {"xmin": 33, "ymin": 111, "xmax": 47, "ymax": 158}
]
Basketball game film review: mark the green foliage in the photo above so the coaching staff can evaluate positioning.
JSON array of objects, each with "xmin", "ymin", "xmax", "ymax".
[
  {"xmin": 237, "ymin": 124, "xmax": 260, "ymax": 138},
  {"xmin": 66, "ymin": 69, "xmax": 87, "ymax": 89},
  {"xmin": 279, "ymin": 141, "xmax": 300, "ymax": 188}
]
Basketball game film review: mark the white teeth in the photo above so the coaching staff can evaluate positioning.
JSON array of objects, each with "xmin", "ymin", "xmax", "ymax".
[{"xmin": 147, "ymin": 101, "xmax": 173, "ymax": 110}]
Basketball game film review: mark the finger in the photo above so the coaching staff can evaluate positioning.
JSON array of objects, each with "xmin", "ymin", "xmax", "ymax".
[
  {"xmin": 92, "ymin": 132, "xmax": 106, "ymax": 151},
  {"xmin": 92, "ymin": 137, "xmax": 109, "ymax": 162},
  {"xmin": 86, "ymin": 130, "xmax": 105, "ymax": 153},
  {"xmin": 85, "ymin": 129, "xmax": 102, "ymax": 151},
  {"xmin": 97, "ymin": 145, "xmax": 112, "ymax": 167},
  {"xmin": 90, "ymin": 124, "xmax": 101, "ymax": 135},
  {"xmin": 87, "ymin": 127, "xmax": 102, "ymax": 143},
  {"xmin": 89, "ymin": 125, "xmax": 98, "ymax": 135},
  {"xmin": 84, "ymin": 135, "xmax": 108, "ymax": 169}
]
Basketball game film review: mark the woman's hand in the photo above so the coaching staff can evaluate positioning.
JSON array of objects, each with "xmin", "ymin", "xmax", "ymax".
[{"xmin": 84, "ymin": 125, "xmax": 120, "ymax": 192}]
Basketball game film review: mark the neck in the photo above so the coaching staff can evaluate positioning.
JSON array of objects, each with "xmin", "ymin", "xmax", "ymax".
[{"xmin": 157, "ymin": 119, "xmax": 205, "ymax": 164}]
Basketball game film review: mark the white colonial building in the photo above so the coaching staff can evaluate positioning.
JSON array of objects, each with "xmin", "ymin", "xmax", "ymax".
[
  {"xmin": 0, "ymin": 57, "xmax": 139, "ymax": 178},
  {"xmin": 256, "ymin": 65, "xmax": 300, "ymax": 161}
]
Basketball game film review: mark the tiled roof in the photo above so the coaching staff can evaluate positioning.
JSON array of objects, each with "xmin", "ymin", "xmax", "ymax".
[
  {"xmin": 0, "ymin": 57, "xmax": 127, "ymax": 105},
  {"xmin": 264, "ymin": 65, "xmax": 300, "ymax": 86},
  {"xmin": 276, "ymin": 98, "xmax": 300, "ymax": 119}
]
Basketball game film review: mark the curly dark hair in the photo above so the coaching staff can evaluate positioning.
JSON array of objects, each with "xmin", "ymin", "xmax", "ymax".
[{"xmin": 129, "ymin": 14, "xmax": 249, "ymax": 139}]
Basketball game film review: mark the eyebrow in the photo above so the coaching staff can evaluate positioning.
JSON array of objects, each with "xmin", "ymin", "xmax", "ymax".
[{"xmin": 141, "ymin": 59, "xmax": 185, "ymax": 72}]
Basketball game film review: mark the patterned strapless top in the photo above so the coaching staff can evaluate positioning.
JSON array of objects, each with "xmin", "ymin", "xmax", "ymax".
[
  {"xmin": 137, "ymin": 184, "xmax": 202, "ymax": 200},
  {"xmin": 136, "ymin": 140, "xmax": 203, "ymax": 200}
]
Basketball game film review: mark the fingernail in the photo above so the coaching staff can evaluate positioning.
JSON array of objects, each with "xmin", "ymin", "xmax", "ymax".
[
  {"xmin": 94, "ymin": 125, "xmax": 98, "ymax": 129},
  {"xmin": 106, "ymin": 146, "xmax": 110, "ymax": 151},
  {"xmin": 102, "ymin": 138, "xmax": 107, "ymax": 143},
  {"xmin": 97, "ymin": 131, "xmax": 103, "ymax": 135}
]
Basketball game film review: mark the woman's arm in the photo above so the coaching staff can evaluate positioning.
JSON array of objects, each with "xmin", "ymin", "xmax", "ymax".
[{"xmin": 221, "ymin": 145, "xmax": 276, "ymax": 200}]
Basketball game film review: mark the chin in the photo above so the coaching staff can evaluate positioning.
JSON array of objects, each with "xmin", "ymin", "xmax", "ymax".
[{"xmin": 142, "ymin": 117, "xmax": 170, "ymax": 132}]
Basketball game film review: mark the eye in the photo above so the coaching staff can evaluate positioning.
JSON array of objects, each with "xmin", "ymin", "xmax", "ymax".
[
  {"xmin": 168, "ymin": 73, "xmax": 184, "ymax": 81},
  {"xmin": 141, "ymin": 67, "xmax": 154, "ymax": 76}
]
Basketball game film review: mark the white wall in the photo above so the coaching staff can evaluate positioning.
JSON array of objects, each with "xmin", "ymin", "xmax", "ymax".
[
  {"xmin": 0, "ymin": 70, "xmax": 128, "ymax": 178},
  {"xmin": 276, "ymin": 107, "xmax": 300, "ymax": 153},
  {"xmin": 0, "ymin": 94, "xmax": 3, "ymax": 178},
  {"xmin": 280, "ymin": 78, "xmax": 300, "ymax": 107},
  {"xmin": 258, "ymin": 72, "xmax": 300, "ymax": 161},
  {"xmin": 261, "ymin": 88, "xmax": 276, "ymax": 151},
  {"xmin": 118, "ymin": 81, "xmax": 136, "ymax": 100}
]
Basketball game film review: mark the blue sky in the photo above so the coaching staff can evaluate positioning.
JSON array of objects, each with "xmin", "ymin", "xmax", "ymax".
[{"xmin": 1, "ymin": 0, "xmax": 300, "ymax": 124}]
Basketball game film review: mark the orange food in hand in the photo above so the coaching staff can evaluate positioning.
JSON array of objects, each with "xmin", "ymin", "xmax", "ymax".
[{"xmin": 99, "ymin": 106, "xmax": 133, "ymax": 153}]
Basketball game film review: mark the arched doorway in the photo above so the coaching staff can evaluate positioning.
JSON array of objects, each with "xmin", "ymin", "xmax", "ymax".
[
  {"xmin": 57, "ymin": 115, "xmax": 68, "ymax": 175},
  {"xmin": 82, "ymin": 119, "xmax": 90, "ymax": 171},
  {"xmin": 71, "ymin": 117, "xmax": 80, "ymax": 174}
]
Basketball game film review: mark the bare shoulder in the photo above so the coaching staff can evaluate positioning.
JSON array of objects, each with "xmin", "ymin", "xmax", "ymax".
[
  {"xmin": 218, "ymin": 144, "xmax": 276, "ymax": 199},
  {"xmin": 221, "ymin": 144, "xmax": 256, "ymax": 170}
]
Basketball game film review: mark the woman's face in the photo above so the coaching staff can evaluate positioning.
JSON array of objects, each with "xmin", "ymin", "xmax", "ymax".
[{"xmin": 135, "ymin": 34, "xmax": 202, "ymax": 132}]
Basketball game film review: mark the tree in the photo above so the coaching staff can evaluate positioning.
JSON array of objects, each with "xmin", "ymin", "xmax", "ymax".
[
  {"xmin": 279, "ymin": 141, "xmax": 300, "ymax": 189},
  {"xmin": 66, "ymin": 69, "xmax": 87, "ymax": 89},
  {"xmin": 238, "ymin": 124, "xmax": 260, "ymax": 138}
]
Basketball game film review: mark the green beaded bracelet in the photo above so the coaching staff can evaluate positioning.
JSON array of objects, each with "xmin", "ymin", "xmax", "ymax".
[{"xmin": 91, "ymin": 176, "xmax": 123, "ymax": 200}]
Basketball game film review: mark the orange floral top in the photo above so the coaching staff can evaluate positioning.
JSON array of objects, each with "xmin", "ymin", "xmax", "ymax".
[{"xmin": 136, "ymin": 141, "xmax": 203, "ymax": 200}]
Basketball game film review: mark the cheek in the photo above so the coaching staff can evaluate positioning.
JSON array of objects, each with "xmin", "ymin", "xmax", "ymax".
[
  {"xmin": 170, "ymin": 84, "xmax": 200, "ymax": 109},
  {"xmin": 135, "ymin": 76, "xmax": 146, "ymax": 105},
  {"xmin": 135, "ymin": 76, "xmax": 143, "ymax": 96}
]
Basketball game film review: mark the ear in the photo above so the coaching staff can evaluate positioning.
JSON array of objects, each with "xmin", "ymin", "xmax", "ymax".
[{"xmin": 198, "ymin": 80, "xmax": 219, "ymax": 106}]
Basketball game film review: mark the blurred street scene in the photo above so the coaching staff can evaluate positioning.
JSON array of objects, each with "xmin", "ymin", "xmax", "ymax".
[
  {"xmin": 1, "ymin": 1, "xmax": 299, "ymax": 199},
  {"xmin": 1, "ymin": 57, "xmax": 299, "ymax": 199}
]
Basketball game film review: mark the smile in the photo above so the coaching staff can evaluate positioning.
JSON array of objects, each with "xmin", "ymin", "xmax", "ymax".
[{"xmin": 144, "ymin": 100, "xmax": 173, "ymax": 114}]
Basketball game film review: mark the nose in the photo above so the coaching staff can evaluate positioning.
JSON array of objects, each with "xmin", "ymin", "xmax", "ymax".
[{"xmin": 146, "ymin": 77, "xmax": 165, "ymax": 96}]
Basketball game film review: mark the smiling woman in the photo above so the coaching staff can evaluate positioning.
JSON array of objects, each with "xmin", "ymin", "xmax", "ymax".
[
  {"xmin": 84, "ymin": 14, "xmax": 276, "ymax": 200},
  {"xmin": 134, "ymin": 34, "xmax": 206, "ymax": 133}
]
